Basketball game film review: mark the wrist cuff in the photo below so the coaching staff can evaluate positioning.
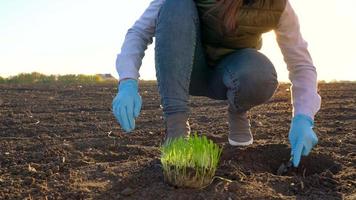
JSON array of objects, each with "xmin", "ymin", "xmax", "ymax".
[{"xmin": 293, "ymin": 114, "xmax": 314, "ymax": 126}]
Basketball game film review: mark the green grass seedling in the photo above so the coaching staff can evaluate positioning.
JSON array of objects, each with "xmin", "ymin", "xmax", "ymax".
[{"xmin": 160, "ymin": 134, "xmax": 222, "ymax": 188}]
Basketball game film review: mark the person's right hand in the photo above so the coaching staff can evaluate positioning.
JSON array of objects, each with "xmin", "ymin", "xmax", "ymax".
[
  {"xmin": 112, "ymin": 79, "xmax": 142, "ymax": 132},
  {"xmin": 288, "ymin": 114, "xmax": 318, "ymax": 167}
]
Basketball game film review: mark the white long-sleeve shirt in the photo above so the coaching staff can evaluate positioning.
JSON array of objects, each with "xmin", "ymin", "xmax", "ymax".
[{"xmin": 116, "ymin": 0, "xmax": 321, "ymax": 119}]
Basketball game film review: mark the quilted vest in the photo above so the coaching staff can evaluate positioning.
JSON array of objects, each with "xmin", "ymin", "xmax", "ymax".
[{"xmin": 195, "ymin": 0, "xmax": 287, "ymax": 66}]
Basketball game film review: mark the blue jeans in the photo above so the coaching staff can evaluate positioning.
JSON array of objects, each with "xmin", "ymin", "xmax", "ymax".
[{"xmin": 155, "ymin": 0, "xmax": 278, "ymax": 117}]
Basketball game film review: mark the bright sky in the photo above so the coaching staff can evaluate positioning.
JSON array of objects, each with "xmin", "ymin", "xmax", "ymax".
[{"xmin": 0, "ymin": 0, "xmax": 355, "ymax": 81}]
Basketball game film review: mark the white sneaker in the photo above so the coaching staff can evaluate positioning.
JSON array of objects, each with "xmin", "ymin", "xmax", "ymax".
[{"xmin": 228, "ymin": 110, "xmax": 253, "ymax": 146}]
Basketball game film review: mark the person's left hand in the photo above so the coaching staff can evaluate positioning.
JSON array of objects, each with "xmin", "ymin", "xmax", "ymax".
[{"xmin": 288, "ymin": 114, "xmax": 318, "ymax": 167}]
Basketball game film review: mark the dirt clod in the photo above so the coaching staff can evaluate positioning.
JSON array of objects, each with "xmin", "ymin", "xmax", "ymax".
[
  {"xmin": 121, "ymin": 187, "xmax": 135, "ymax": 196},
  {"xmin": 277, "ymin": 160, "xmax": 293, "ymax": 176}
]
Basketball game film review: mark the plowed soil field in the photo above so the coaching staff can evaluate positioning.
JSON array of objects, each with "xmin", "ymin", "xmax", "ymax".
[{"xmin": 0, "ymin": 82, "xmax": 355, "ymax": 200}]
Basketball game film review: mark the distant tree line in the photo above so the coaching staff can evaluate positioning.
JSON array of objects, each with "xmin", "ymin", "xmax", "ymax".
[
  {"xmin": 0, "ymin": 73, "xmax": 353, "ymax": 85},
  {"xmin": 0, "ymin": 72, "xmax": 117, "ymax": 84}
]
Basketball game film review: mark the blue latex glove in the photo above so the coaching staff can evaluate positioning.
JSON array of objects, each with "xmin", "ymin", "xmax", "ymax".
[
  {"xmin": 112, "ymin": 79, "xmax": 142, "ymax": 132},
  {"xmin": 288, "ymin": 114, "xmax": 318, "ymax": 167}
]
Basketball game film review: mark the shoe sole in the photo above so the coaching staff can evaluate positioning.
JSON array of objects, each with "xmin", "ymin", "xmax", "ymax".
[{"xmin": 228, "ymin": 137, "xmax": 253, "ymax": 146}]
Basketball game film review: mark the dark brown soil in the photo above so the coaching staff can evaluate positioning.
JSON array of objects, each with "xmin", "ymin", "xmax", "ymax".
[{"xmin": 0, "ymin": 82, "xmax": 355, "ymax": 200}]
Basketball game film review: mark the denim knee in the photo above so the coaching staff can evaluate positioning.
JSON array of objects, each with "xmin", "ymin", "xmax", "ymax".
[
  {"xmin": 226, "ymin": 72, "xmax": 278, "ymax": 112},
  {"xmin": 222, "ymin": 49, "xmax": 279, "ymax": 112}
]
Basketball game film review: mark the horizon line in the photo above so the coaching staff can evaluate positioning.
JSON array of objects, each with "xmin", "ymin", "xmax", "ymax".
[{"xmin": 0, "ymin": 72, "xmax": 355, "ymax": 83}]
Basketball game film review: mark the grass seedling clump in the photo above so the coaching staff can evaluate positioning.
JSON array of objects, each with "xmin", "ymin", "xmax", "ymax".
[{"xmin": 160, "ymin": 134, "xmax": 222, "ymax": 188}]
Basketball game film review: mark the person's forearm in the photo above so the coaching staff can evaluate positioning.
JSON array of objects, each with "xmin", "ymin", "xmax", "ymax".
[
  {"xmin": 289, "ymin": 65, "xmax": 321, "ymax": 119},
  {"xmin": 116, "ymin": 0, "xmax": 165, "ymax": 81},
  {"xmin": 116, "ymin": 29, "xmax": 151, "ymax": 81},
  {"xmin": 275, "ymin": 1, "xmax": 321, "ymax": 119}
]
